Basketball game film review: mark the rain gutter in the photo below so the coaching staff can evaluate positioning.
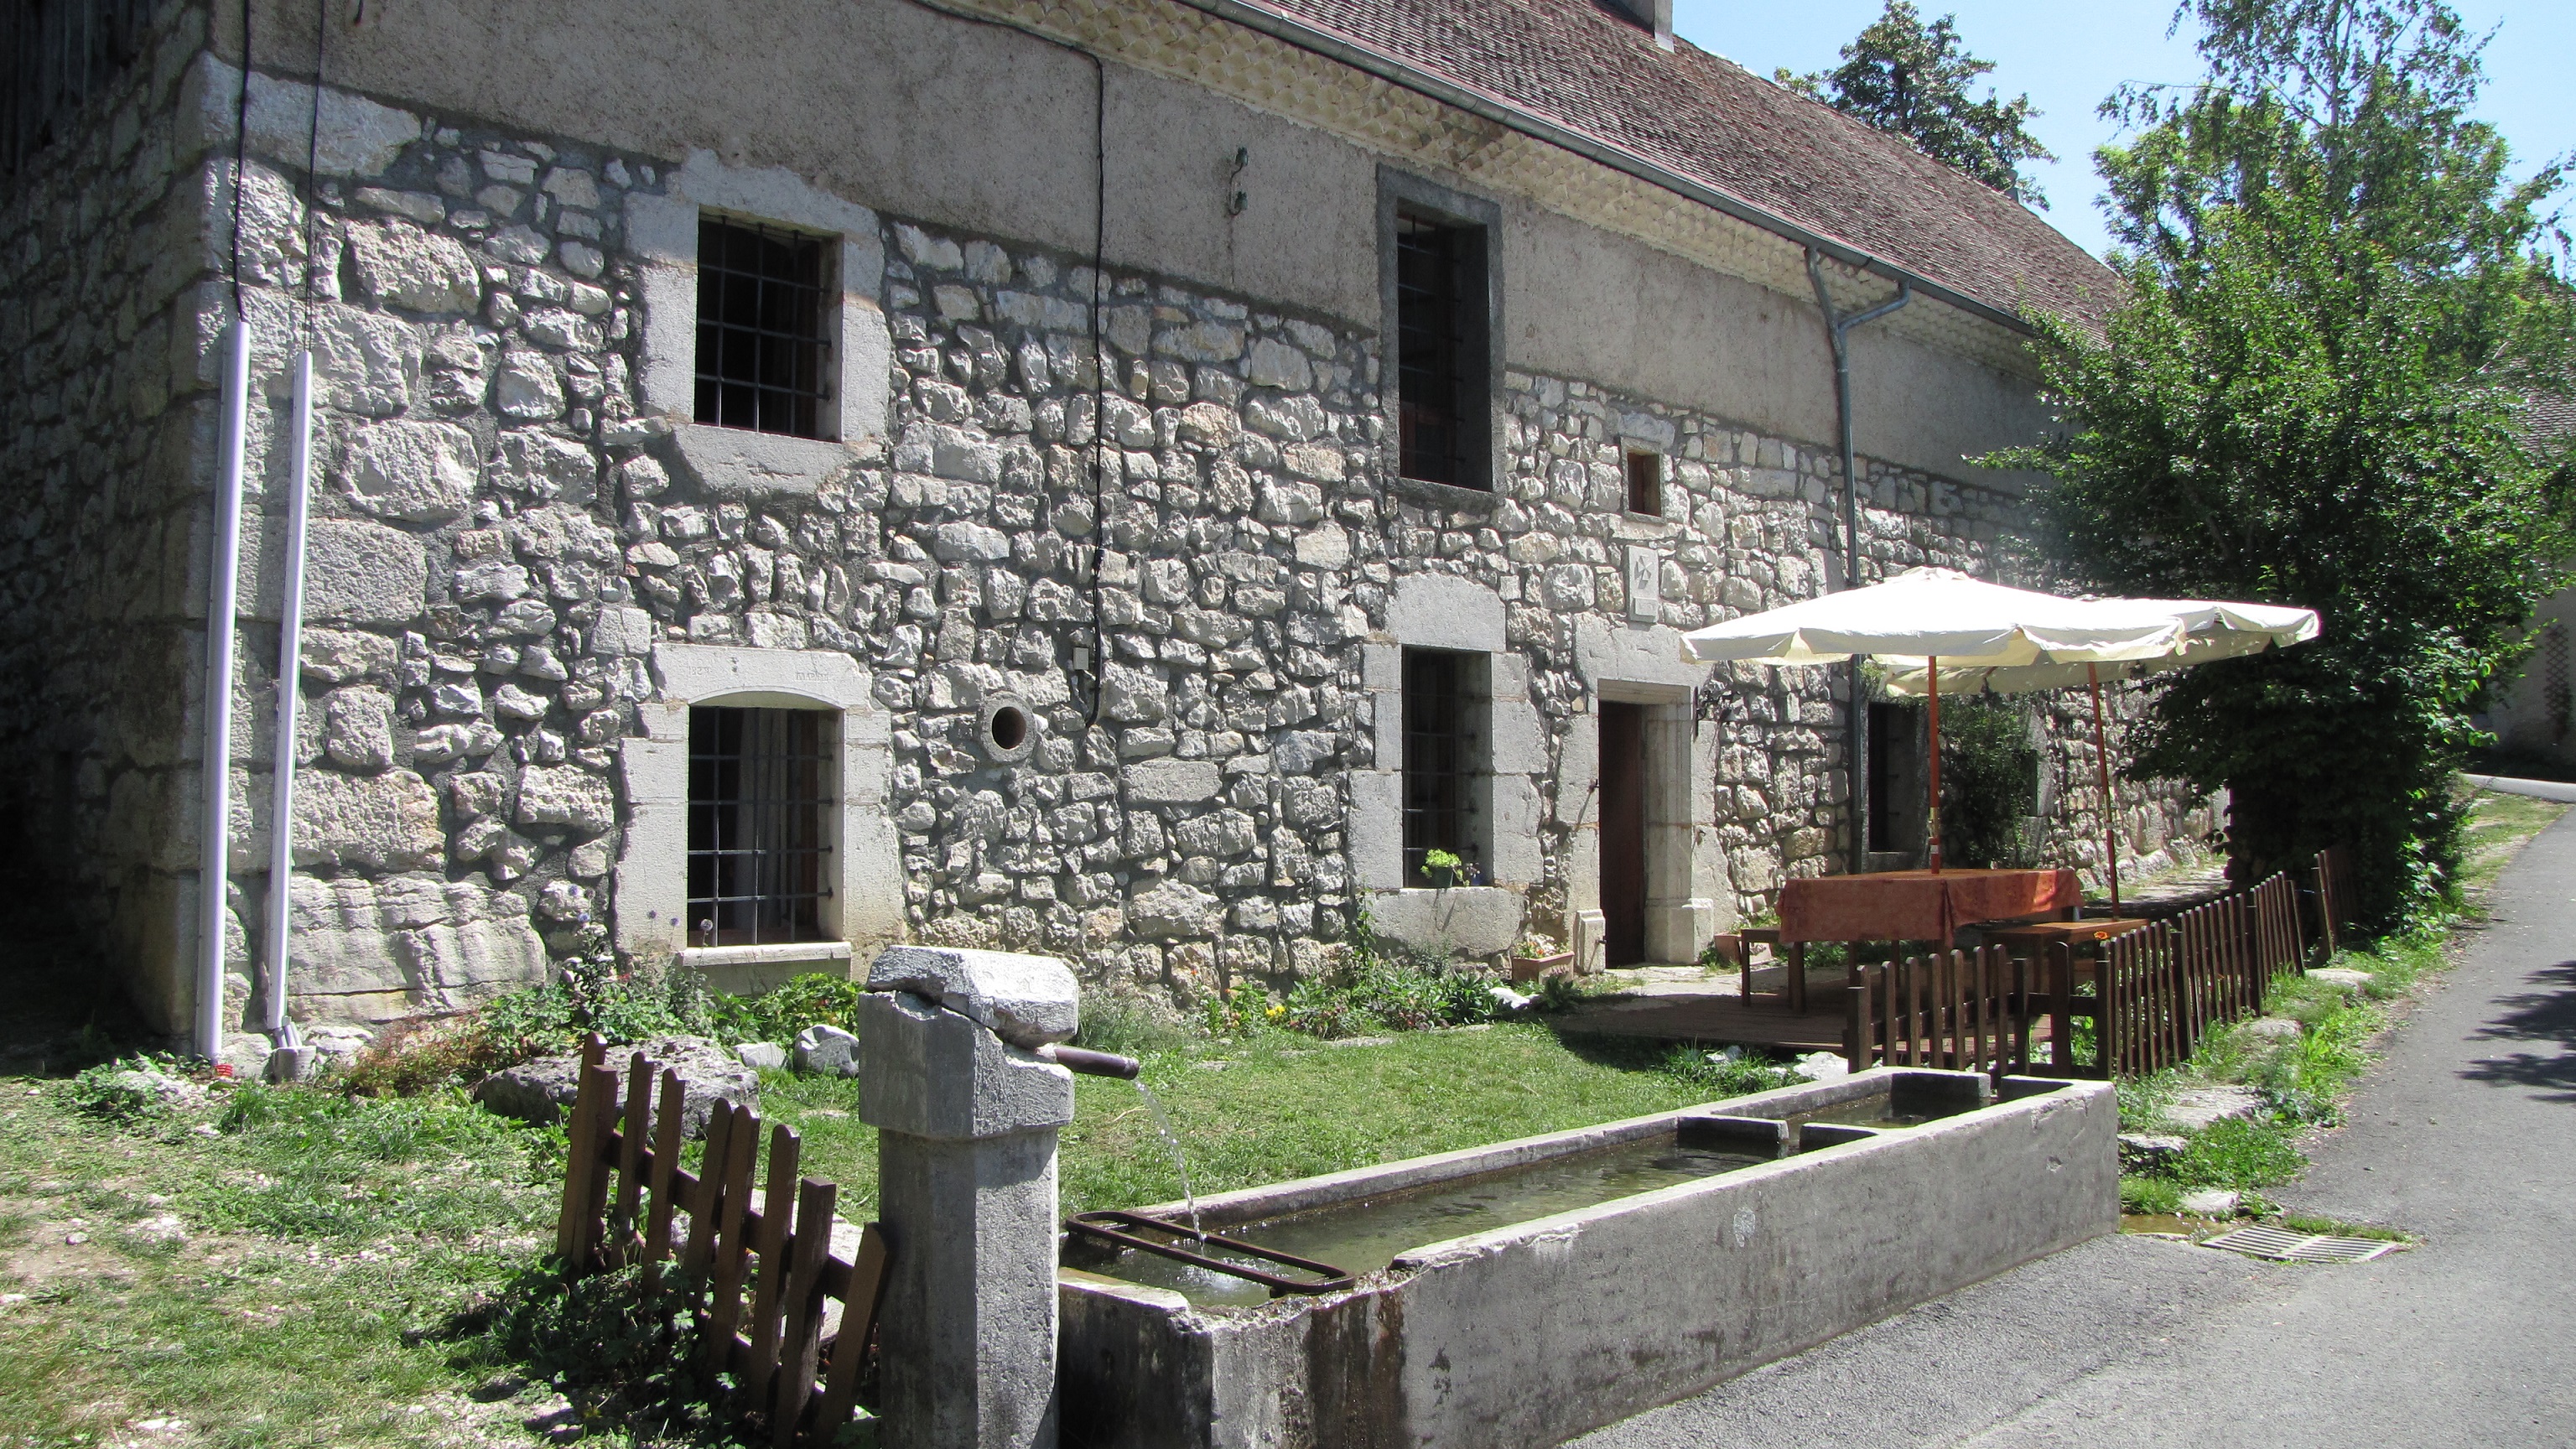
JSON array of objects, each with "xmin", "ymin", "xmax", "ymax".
[
  {"xmin": 1170, "ymin": 0, "xmax": 2033, "ymax": 338},
  {"xmin": 1809, "ymin": 250, "xmax": 1911, "ymax": 875}
]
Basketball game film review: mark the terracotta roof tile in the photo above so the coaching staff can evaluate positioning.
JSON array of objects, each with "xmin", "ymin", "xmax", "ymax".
[{"xmin": 1244, "ymin": 0, "xmax": 2119, "ymax": 328}]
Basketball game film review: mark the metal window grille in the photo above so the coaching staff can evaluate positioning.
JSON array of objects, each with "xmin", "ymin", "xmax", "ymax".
[
  {"xmin": 1395, "ymin": 213, "xmax": 1484, "ymax": 488},
  {"xmin": 3, "ymin": 0, "xmax": 164, "ymax": 182},
  {"xmin": 687, "ymin": 707, "xmax": 834, "ymax": 947},
  {"xmin": 1625, "ymin": 449, "xmax": 1664, "ymax": 517},
  {"xmin": 694, "ymin": 216, "xmax": 832, "ymax": 439},
  {"xmin": 1401, "ymin": 649, "xmax": 1482, "ymax": 885}
]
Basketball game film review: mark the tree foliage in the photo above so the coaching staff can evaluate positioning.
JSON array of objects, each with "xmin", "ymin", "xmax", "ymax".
[
  {"xmin": 1997, "ymin": 0, "xmax": 2575, "ymax": 927},
  {"xmin": 1778, "ymin": 1, "xmax": 2054, "ymax": 207}
]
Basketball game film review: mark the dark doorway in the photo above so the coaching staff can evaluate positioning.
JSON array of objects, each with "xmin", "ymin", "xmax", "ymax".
[{"xmin": 1599, "ymin": 701, "xmax": 1647, "ymax": 966}]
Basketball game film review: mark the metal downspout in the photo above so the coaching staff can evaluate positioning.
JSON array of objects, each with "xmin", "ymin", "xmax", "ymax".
[
  {"xmin": 1807, "ymin": 250, "xmax": 1910, "ymax": 875},
  {"xmin": 198, "ymin": 319, "xmax": 252, "ymax": 1063}
]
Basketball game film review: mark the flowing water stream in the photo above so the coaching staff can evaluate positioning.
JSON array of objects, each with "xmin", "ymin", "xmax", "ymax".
[{"xmin": 1132, "ymin": 1078, "xmax": 1203, "ymax": 1241}]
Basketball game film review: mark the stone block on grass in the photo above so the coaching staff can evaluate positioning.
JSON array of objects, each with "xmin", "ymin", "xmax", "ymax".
[
  {"xmin": 793, "ymin": 1023, "xmax": 860, "ymax": 1077},
  {"xmin": 473, "ymin": 1035, "xmax": 754, "ymax": 1138}
]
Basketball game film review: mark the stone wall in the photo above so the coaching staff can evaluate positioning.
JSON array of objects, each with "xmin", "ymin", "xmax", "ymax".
[
  {"xmin": 3, "ymin": 55, "xmax": 2212, "ymax": 1032},
  {"xmin": 0, "ymin": 3, "xmax": 227, "ymax": 1031}
]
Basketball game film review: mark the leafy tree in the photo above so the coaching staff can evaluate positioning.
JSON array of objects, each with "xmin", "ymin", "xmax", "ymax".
[
  {"xmin": 1778, "ymin": 1, "xmax": 2054, "ymax": 206},
  {"xmin": 1997, "ymin": 0, "xmax": 2575, "ymax": 927}
]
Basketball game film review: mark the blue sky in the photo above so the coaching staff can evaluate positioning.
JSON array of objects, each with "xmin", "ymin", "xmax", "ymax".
[{"xmin": 1670, "ymin": 1, "xmax": 2575, "ymax": 259}]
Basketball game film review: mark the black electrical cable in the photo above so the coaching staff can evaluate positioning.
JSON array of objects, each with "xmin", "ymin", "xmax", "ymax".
[
  {"xmin": 226, "ymin": 0, "xmax": 252, "ymax": 317},
  {"xmin": 302, "ymin": 0, "xmax": 325, "ymax": 349},
  {"xmin": 896, "ymin": 0, "xmax": 1109, "ymax": 730}
]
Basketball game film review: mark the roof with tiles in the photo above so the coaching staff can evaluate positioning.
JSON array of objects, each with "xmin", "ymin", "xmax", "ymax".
[{"xmin": 1244, "ymin": 0, "xmax": 2120, "ymax": 330}]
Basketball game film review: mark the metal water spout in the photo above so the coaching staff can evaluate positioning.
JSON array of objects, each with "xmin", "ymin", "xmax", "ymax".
[{"xmin": 854, "ymin": 946, "xmax": 1130, "ymax": 1449}]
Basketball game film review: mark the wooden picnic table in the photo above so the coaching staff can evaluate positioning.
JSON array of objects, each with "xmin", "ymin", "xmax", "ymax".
[{"xmin": 1743, "ymin": 868, "xmax": 2081, "ymax": 1012}]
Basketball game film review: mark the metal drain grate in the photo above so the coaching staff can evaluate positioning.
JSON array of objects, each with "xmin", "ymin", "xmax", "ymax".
[{"xmin": 2201, "ymin": 1225, "xmax": 2398, "ymax": 1264}]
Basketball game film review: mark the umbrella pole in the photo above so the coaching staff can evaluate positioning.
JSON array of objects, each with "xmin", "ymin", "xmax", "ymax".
[
  {"xmin": 2088, "ymin": 663, "xmax": 2120, "ymax": 917},
  {"xmin": 1925, "ymin": 655, "xmax": 1943, "ymax": 873}
]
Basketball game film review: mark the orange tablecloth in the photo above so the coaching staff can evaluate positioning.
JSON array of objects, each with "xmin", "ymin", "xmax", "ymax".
[{"xmin": 1778, "ymin": 868, "xmax": 2079, "ymax": 946}]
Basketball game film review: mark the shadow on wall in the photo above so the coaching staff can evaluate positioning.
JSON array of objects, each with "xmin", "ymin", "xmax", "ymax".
[{"xmin": 2462, "ymin": 960, "xmax": 2576, "ymax": 1105}]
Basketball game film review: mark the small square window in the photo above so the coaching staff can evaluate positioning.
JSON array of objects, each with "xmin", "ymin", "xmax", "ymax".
[
  {"xmin": 695, "ymin": 216, "xmax": 833, "ymax": 439},
  {"xmin": 688, "ymin": 706, "xmax": 835, "ymax": 946},
  {"xmin": 1625, "ymin": 449, "xmax": 1664, "ymax": 517}
]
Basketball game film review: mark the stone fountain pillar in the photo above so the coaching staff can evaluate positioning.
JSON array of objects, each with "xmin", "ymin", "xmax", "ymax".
[{"xmin": 855, "ymin": 945, "xmax": 1081, "ymax": 1449}]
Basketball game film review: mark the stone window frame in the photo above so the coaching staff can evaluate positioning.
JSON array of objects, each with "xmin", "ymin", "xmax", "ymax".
[
  {"xmin": 615, "ymin": 644, "xmax": 903, "ymax": 989},
  {"xmin": 626, "ymin": 151, "xmax": 892, "ymax": 501},
  {"xmin": 1352, "ymin": 575, "xmax": 1544, "ymax": 959},
  {"xmin": 1377, "ymin": 166, "xmax": 1504, "ymax": 506}
]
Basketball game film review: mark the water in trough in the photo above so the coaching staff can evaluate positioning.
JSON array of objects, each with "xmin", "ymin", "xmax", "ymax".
[{"xmin": 1090, "ymin": 1132, "xmax": 1770, "ymax": 1307}]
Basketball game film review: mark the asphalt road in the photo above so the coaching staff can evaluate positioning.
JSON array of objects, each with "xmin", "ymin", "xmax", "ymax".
[{"xmin": 1577, "ymin": 812, "xmax": 2576, "ymax": 1449}]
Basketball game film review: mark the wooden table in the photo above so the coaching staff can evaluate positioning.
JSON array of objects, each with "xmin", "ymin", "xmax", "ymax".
[
  {"xmin": 1749, "ymin": 868, "xmax": 2082, "ymax": 1012},
  {"xmin": 1980, "ymin": 917, "xmax": 2155, "ymax": 989}
]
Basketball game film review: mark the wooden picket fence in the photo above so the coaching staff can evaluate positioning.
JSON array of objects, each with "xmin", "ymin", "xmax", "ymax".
[
  {"xmin": 553, "ymin": 1034, "xmax": 893, "ymax": 1447},
  {"xmin": 2092, "ymin": 868, "xmax": 2310, "ymax": 1077},
  {"xmin": 1847, "ymin": 850, "xmax": 2351, "ymax": 1081},
  {"xmin": 1846, "ymin": 945, "xmax": 2033, "ymax": 1079}
]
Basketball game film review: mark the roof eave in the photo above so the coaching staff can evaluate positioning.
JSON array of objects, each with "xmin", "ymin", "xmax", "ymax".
[{"xmin": 1177, "ymin": 0, "xmax": 2041, "ymax": 338}]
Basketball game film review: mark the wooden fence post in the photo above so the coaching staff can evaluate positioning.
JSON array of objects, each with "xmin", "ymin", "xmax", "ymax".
[
  {"xmin": 641, "ymin": 1068, "xmax": 685, "ymax": 1293},
  {"xmin": 745, "ymin": 1124, "xmax": 805, "ymax": 1410},
  {"xmin": 702, "ymin": 1104, "xmax": 762, "ymax": 1377},
  {"xmin": 771, "ymin": 1177, "xmax": 838, "ymax": 1446}
]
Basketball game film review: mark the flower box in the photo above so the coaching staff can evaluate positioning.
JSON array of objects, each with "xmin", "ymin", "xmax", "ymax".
[{"xmin": 1509, "ymin": 951, "xmax": 1576, "ymax": 984}]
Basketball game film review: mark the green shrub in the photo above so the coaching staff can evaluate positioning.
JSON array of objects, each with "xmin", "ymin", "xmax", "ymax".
[
  {"xmin": 469, "ymin": 1261, "xmax": 718, "ymax": 1441},
  {"xmin": 1071, "ymin": 995, "xmax": 1192, "ymax": 1057},
  {"xmin": 65, "ymin": 1055, "xmax": 195, "ymax": 1122},
  {"xmin": 2121, "ymin": 1175, "xmax": 2184, "ymax": 1215},
  {"xmin": 1940, "ymin": 697, "xmax": 2039, "ymax": 870},
  {"xmin": 707, "ymin": 973, "xmax": 870, "ymax": 1046},
  {"xmin": 1200, "ymin": 988, "xmax": 1275, "ymax": 1039},
  {"xmin": 1280, "ymin": 974, "xmax": 1374, "ymax": 1039},
  {"xmin": 1530, "ymin": 972, "xmax": 1606, "ymax": 1013}
]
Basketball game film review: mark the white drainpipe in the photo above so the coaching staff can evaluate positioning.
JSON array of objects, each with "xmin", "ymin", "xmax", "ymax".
[
  {"xmin": 198, "ymin": 319, "xmax": 252, "ymax": 1063},
  {"xmin": 260, "ymin": 351, "xmax": 314, "ymax": 1057}
]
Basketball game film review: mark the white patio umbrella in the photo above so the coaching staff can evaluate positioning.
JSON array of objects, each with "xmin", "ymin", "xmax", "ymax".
[
  {"xmin": 1877, "ymin": 597, "xmax": 2319, "ymax": 913},
  {"xmin": 1680, "ymin": 567, "xmax": 2189, "ymax": 878}
]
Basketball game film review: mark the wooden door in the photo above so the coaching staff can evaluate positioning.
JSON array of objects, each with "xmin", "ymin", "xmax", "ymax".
[{"xmin": 1599, "ymin": 701, "xmax": 1647, "ymax": 966}]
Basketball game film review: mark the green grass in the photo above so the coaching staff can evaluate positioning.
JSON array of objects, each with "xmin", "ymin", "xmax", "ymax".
[
  {"xmin": 1, "ymin": 1022, "xmax": 1779, "ymax": 1444},
  {"xmin": 2458, "ymin": 787, "xmax": 2567, "ymax": 898},
  {"xmin": 765, "ymin": 1025, "xmax": 1772, "ymax": 1218},
  {"xmin": 0, "ymin": 1079, "xmax": 560, "ymax": 1448},
  {"xmin": 2116, "ymin": 784, "xmax": 2563, "ymax": 1223}
]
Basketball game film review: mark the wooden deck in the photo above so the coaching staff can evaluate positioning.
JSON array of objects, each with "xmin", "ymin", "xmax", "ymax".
[{"xmin": 1550, "ymin": 993, "xmax": 1851, "ymax": 1053}]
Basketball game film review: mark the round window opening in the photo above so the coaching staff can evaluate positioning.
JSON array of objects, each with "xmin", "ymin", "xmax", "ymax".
[{"xmin": 980, "ymin": 694, "xmax": 1036, "ymax": 763}]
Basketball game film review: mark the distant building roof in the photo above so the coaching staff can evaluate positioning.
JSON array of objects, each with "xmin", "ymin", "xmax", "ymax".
[{"xmin": 1228, "ymin": 0, "xmax": 2120, "ymax": 330}]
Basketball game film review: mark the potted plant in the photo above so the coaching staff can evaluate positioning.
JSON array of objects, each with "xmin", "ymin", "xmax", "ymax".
[
  {"xmin": 1509, "ymin": 935, "xmax": 1576, "ymax": 984},
  {"xmin": 1420, "ymin": 848, "xmax": 1464, "ymax": 890}
]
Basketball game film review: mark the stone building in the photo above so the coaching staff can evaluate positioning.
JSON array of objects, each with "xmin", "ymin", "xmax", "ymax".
[{"xmin": 0, "ymin": 0, "xmax": 2215, "ymax": 1046}]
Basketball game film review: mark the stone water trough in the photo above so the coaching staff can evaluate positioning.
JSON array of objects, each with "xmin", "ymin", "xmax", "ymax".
[{"xmin": 1057, "ymin": 1068, "xmax": 2116, "ymax": 1448}]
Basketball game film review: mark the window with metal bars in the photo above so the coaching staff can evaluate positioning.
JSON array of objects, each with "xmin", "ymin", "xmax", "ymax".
[
  {"xmin": 694, "ymin": 216, "xmax": 833, "ymax": 439},
  {"xmin": 1401, "ymin": 648, "xmax": 1487, "ymax": 886},
  {"xmin": 1394, "ymin": 212, "xmax": 1488, "ymax": 488},
  {"xmin": 687, "ymin": 706, "xmax": 835, "ymax": 947}
]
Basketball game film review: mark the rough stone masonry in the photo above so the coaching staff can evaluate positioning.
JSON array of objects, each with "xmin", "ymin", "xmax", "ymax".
[{"xmin": 0, "ymin": 13, "xmax": 2214, "ymax": 1036}]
